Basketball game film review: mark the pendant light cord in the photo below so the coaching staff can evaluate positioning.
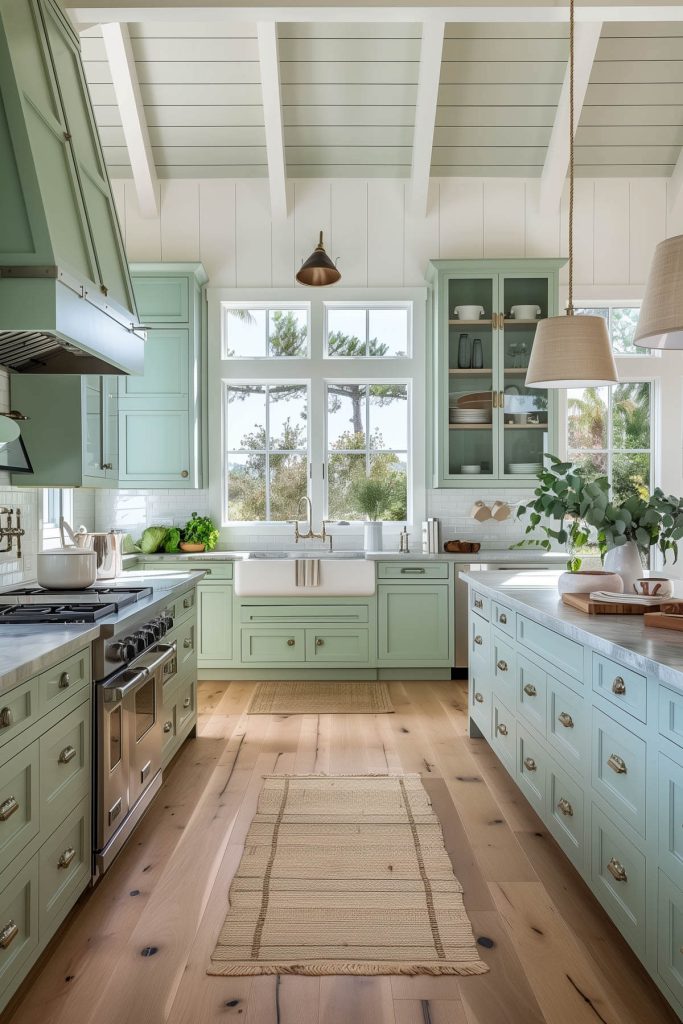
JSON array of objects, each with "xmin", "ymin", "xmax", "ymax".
[{"xmin": 567, "ymin": 0, "xmax": 575, "ymax": 316}]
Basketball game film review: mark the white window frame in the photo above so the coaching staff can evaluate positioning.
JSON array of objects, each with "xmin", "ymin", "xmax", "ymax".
[
  {"xmin": 208, "ymin": 287, "xmax": 427, "ymax": 540},
  {"xmin": 572, "ymin": 300, "xmax": 657, "ymax": 359},
  {"xmin": 324, "ymin": 301, "xmax": 412, "ymax": 359},
  {"xmin": 221, "ymin": 301, "xmax": 310, "ymax": 359},
  {"xmin": 41, "ymin": 488, "xmax": 73, "ymax": 549}
]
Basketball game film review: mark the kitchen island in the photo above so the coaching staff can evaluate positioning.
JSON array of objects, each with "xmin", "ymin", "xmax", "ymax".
[{"xmin": 461, "ymin": 569, "xmax": 683, "ymax": 1020}]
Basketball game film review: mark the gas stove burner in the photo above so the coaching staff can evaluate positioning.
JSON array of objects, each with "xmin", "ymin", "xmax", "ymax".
[
  {"xmin": 0, "ymin": 603, "xmax": 117, "ymax": 624},
  {"xmin": 0, "ymin": 585, "xmax": 152, "ymax": 609}
]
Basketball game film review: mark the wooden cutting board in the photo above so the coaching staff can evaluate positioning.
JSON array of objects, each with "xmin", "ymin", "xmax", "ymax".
[
  {"xmin": 643, "ymin": 612, "xmax": 683, "ymax": 631},
  {"xmin": 561, "ymin": 592, "xmax": 661, "ymax": 615}
]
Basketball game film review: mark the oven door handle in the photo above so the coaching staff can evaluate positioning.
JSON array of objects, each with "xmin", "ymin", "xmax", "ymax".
[
  {"xmin": 103, "ymin": 667, "xmax": 149, "ymax": 703},
  {"xmin": 137, "ymin": 642, "xmax": 177, "ymax": 676}
]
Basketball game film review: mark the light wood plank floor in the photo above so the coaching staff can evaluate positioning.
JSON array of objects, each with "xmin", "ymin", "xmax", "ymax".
[{"xmin": 3, "ymin": 680, "xmax": 677, "ymax": 1024}]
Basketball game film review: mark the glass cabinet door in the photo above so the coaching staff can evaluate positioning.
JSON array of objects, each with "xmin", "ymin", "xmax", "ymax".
[
  {"xmin": 499, "ymin": 275, "xmax": 552, "ymax": 481},
  {"xmin": 445, "ymin": 275, "xmax": 499, "ymax": 481}
]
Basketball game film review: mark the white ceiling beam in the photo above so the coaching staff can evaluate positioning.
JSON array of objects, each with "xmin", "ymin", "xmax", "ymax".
[
  {"xmin": 409, "ymin": 21, "xmax": 444, "ymax": 219},
  {"xmin": 668, "ymin": 148, "xmax": 683, "ymax": 216},
  {"xmin": 100, "ymin": 22, "xmax": 158, "ymax": 217},
  {"xmin": 68, "ymin": 5, "xmax": 683, "ymax": 25},
  {"xmin": 539, "ymin": 21, "xmax": 602, "ymax": 217},
  {"xmin": 257, "ymin": 22, "xmax": 287, "ymax": 224}
]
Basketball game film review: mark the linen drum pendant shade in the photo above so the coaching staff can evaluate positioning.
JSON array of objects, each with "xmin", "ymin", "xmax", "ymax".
[
  {"xmin": 295, "ymin": 231, "xmax": 341, "ymax": 286},
  {"xmin": 526, "ymin": 314, "xmax": 617, "ymax": 387},
  {"xmin": 634, "ymin": 234, "xmax": 683, "ymax": 349}
]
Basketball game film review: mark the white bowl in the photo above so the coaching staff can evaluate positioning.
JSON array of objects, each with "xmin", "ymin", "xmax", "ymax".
[
  {"xmin": 453, "ymin": 304, "xmax": 485, "ymax": 320},
  {"xmin": 37, "ymin": 549, "xmax": 97, "ymax": 590},
  {"xmin": 557, "ymin": 570, "xmax": 623, "ymax": 596},
  {"xmin": 510, "ymin": 304, "xmax": 541, "ymax": 320},
  {"xmin": 460, "ymin": 465, "xmax": 482, "ymax": 474}
]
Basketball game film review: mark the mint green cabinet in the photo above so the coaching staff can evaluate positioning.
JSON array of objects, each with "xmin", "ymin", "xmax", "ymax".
[
  {"xmin": 427, "ymin": 259, "xmax": 565, "ymax": 488},
  {"xmin": 197, "ymin": 583, "xmax": 234, "ymax": 668},
  {"xmin": 378, "ymin": 583, "xmax": 452, "ymax": 666},
  {"xmin": 119, "ymin": 264, "xmax": 207, "ymax": 488},
  {"xmin": 11, "ymin": 374, "xmax": 118, "ymax": 486}
]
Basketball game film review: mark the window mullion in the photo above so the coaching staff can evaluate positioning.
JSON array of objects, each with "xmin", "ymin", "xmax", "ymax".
[{"xmin": 265, "ymin": 386, "xmax": 270, "ymax": 521}]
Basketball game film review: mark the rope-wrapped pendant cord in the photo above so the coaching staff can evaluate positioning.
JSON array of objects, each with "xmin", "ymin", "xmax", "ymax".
[{"xmin": 567, "ymin": 0, "xmax": 575, "ymax": 316}]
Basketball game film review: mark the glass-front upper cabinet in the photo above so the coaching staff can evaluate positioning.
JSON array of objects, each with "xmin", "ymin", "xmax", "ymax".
[{"xmin": 427, "ymin": 259, "xmax": 566, "ymax": 488}]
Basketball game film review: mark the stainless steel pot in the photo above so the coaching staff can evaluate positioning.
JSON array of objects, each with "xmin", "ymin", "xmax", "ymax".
[
  {"xmin": 37, "ymin": 548, "xmax": 97, "ymax": 589},
  {"xmin": 60, "ymin": 519, "xmax": 123, "ymax": 579}
]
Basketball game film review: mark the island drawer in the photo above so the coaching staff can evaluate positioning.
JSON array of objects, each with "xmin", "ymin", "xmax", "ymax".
[
  {"xmin": 546, "ymin": 675, "xmax": 586, "ymax": 772},
  {"xmin": 659, "ymin": 684, "xmax": 683, "ymax": 750},
  {"xmin": 0, "ymin": 854, "xmax": 39, "ymax": 1001},
  {"xmin": 591, "ymin": 708, "xmax": 646, "ymax": 839},
  {"xmin": 176, "ymin": 677, "xmax": 196, "ymax": 735},
  {"xmin": 492, "ymin": 633, "xmax": 516, "ymax": 702},
  {"xmin": 470, "ymin": 589, "xmax": 490, "ymax": 620},
  {"xmin": 40, "ymin": 701, "xmax": 90, "ymax": 837},
  {"xmin": 39, "ymin": 795, "xmax": 90, "ymax": 942},
  {"xmin": 39, "ymin": 648, "xmax": 90, "ymax": 717},
  {"xmin": 658, "ymin": 870, "xmax": 683, "ymax": 1008},
  {"xmin": 659, "ymin": 752, "xmax": 683, "ymax": 889},
  {"xmin": 592, "ymin": 653, "xmax": 646, "ymax": 724},
  {"xmin": 470, "ymin": 614, "xmax": 490, "ymax": 665},
  {"xmin": 469, "ymin": 664, "xmax": 491, "ymax": 739},
  {"xmin": 491, "ymin": 697, "xmax": 516, "ymax": 773},
  {"xmin": 517, "ymin": 726, "xmax": 547, "ymax": 816},
  {"xmin": 377, "ymin": 562, "xmax": 449, "ymax": 580},
  {"xmin": 516, "ymin": 615, "xmax": 583, "ymax": 681},
  {"xmin": 548, "ymin": 757, "xmax": 585, "ymax": 871},
  {"xmin": 0, "ymin": 679, "xmax": 38, "ymax": 753},
  {"xmin": 492, "ymin": 602, "xmax": 514, "ymax": 637},
  {"xmin": 0, "ymin": 742, "xmax": 39, "ymax": 877},
  {"xmin": 516, "ymin": 654, "xmax": 547, "ymax": 736},
  {"xmin": 591, "ymin": 803, "xmax": 646, "ymax": 956},
  {"xmin": 240, "ymin": 604, "xmax": 369, "ymax": 625}
]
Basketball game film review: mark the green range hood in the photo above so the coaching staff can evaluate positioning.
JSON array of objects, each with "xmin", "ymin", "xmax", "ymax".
[{"xmin": 0, "ymin": 0, "xmax": 144, "ymax": 374}]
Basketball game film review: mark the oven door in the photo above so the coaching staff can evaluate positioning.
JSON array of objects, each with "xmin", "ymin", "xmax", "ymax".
[
  {"xmin": 98, "ymin": 670, "xmax": 138, "ymax": 851},
  {"xmin": 126, "ymin": 643, "xmax": 176, "ymax": 806}
]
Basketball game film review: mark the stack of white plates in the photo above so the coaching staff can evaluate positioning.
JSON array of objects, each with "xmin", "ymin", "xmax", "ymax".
[
  {"xmin": 450, "ymin": 409, "xmax": 492, "ymax": 424},
  {"xmin": 508, "ymin": 462, "xmax": 543, "ymax": 474}
]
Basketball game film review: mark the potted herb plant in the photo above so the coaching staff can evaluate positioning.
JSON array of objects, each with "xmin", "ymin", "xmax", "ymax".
[
  {"xmin": 180, "ymin": 512, "xmax": 219, "ymax": 553},
  {"xmin": 349, "ymin": 477, "xmax": 390, "ymax": 552}
]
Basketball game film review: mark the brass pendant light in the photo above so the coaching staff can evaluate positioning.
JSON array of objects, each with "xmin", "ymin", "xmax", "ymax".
[
  {"xmin": 295, "ymin": 231, "xmax": 341, "ymax": 287},
  {"xmin": 526, "ymin": 0, "xmax": 618, "ymax": 388},
  {"xmin": 633, "ymin": 233, "xmax": 683, "ymax": 348}
]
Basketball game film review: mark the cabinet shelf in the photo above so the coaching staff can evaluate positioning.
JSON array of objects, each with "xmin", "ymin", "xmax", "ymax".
[
  {"xmin": 448, "ymin": 319, "xmax": 492, "ymax": 327},
  {"xmin": 503, "ymin": 319, "xmax": 541, "ymax": 326},
  {"xmin": 448, "ymin": 368, "xmax": 492, "ymax": 375},
  {"xmin": 504, "ymin": 422, "xmax": 548, "ymax": 430},
  {"xmin": 449, "ymin": 423, "xmax": 492, "ymax": 430}
]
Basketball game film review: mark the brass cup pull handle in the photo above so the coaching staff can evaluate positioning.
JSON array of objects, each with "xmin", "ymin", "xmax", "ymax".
[
  {"xmin": 163, "ymin": 721, "xmax": 173, "ymax": 734},
  {"xmin": 287, "ymin": 638, "xmax": 295, "ymax": 647},
  {"xmin": 59, "ymin": 672, "xmax": 70, "ymax": 689},
  {"xmin": 557, "ymin": 797, "xmax": 574, "ymax": 817},
  {"xmin": 496, "ymin": 723, "xmax": 509, "ymax": 736},
  {"xmin": 58, "ymin": 847, "xmax": 76, "ymax": 870},
  {"xmin": 0, "ymin": 920, "xmax": 18, "ymax": 949},
  {"xmin": 523, "ymin": 683, "xmax": 537, "ymax": 697},
  {"xmin": 0, "ymin": 796, "xmax": 18, "ymax": 822},
  {"xmin": 496, "ymin": 659, "xmax": 508, "ymax": 672},
  {"xmin": 558, "ymin": 711, "xmax": 574, "ymax": 729},
  {"xmin": 492, "ymin": 390, "xmax": 499, "ymax": 409},
  {"xmin": 183, "ymin": 696, "xmax": 191, "ymax": 709},
  {"xmin": 315, "ymin": 638, "xmax": 324, "ymax": 646},
  {"xmin": 474, "ymin": 692, "xmax": 484, "ymax": 704},
  {"xmin": 607, "ymin": 857, "xmax": 628, "ymax": 883},
  {"xmin": 100, "ymin": 462, "xmax": 113, "ymax": 471},
  {"xmin": 474, "ymin": 634, "xmax": 483, "ymax": 646},
  {"xmin": 499, "ymin": 613, "xmax": 507, "ymax": 625},
  {"xmin": 611, "ymin": 676, "xmax": 626, "ymax": 695},
  {"xmin": 183, "ymin": 597, "xmax": 192, "ymax": 609},
  {"xmin": 58, "ymin": 745, "xmax": 77, "ymax": 765},
  {"xmin": 523, "ymin": 756, "xmax": 537, "ymax": 772},
  {"xmin": 607, "ymin": 753, "xmax": 627, "ymax": 775},
  {"xmin": 474, "ymin": 598, "xmax": 483, "ymax": 609},
  {"xmin": 183, "ymin": 637, "xmax": 193, "ymax": 649},
  {"xmin": 0, "ymin": 707, "xmax": 12, "ymax": 729}
]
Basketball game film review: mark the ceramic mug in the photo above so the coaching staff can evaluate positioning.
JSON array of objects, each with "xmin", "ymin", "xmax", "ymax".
[
  {"xmin": 633, "ymin": 576, "xmax": 673, "ymax": 598},
  {"xmin": 490, "ymin": 501, "xmax": 510, "ymax": 522},
  {"xmin": 470, "ymin": 500, "xmax": 492, "ymax": 522},
  {"xmin": 454, "ymin": 305, "xmax": 485, "ymax": 320},
  {"xmin": 510, "ymin": 304, "xmax": 541, "ymax": 320}
]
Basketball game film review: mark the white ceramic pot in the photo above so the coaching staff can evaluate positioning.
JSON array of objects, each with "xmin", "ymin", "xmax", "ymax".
[
  {"xmin": 510, "ymin": 304, "xmax": 541, "ymax": 320},
  {"xmin": 363, "ymin": 521, "xmax": 383, "ymax": 553},
  {"xmin": 557, "ymin": 570, "xmax": 623, "ymax": 596},
  {"xmin": 453, "ymin": 304, "xmax": 485, "ymax": 320},
  {"xmin": 603, "ymin": 541, "xmax": 644, "ymax": 593},
  {"xmin": 37, "ymin": 549, "xmax": 97, "ymax": 590}
]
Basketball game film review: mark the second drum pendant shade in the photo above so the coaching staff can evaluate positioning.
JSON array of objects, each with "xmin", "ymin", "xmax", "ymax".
[
  {"xmin": 633, "ymin": 234, "xmax": 683, "ymax": 349},
  {"xmin": 295, "ymin": 232, "xmax": 341, "ymax": 287}
]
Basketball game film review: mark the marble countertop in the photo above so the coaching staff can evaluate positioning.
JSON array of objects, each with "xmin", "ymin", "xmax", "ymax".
[
  {"xmin": 0, "ymin": 570, "xmax": 204, "ymax": 695},
  {"xmin": 459, "ymin": 569, "xmax": 683, "ymax": 691},
  {"xmin": 130, "ymin": 548, "xmax": 569, "ymax": 564}
]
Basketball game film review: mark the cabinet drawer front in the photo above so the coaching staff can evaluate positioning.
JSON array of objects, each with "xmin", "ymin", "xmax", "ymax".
[
  {"xmin": 240, "ymin": 604, "xmax": 369, "ymax": 625},
  {"xmin": 0, "ymin": 855, "xmax": 38, "ymax": 1000},
  {"xmin": 176, "ymin": 619, "xmax": 196, "ymax": 673},
  {"xmin": 491, "ymin": 697, "xmax": 516, "ymax": 772},
  {"xmin": 0, "ymin": 742, "xmax": 39, "ymax": 877},
  {"xmin": 176, "ymin": 678, "xmax": 195, "ymax": 734},
  {"xmin": 377, "ymin": 561, "xmax": 448, "ymax": 579},
  {"xmin": 40, "ymin": 702, "xmax": 91, "ymax": 835},
  {"xmin": 659, "ymin": 684, "xmax": 683, "ymax": 750},
  {"xmin": 548, "ymin": 758, "xmax": 585, "ymax": 870},
  {"xmin": 0, "ymin": 679, "xmax": 38, "ymax": 752},
  {"xmin": 470, "ymin": 589, "xmax": 490, "ymax": 621},
  {"xmin": 517, "ymin": 615, "xmax": 583, "ymax": 680},
  {"xmin": 516, "ymin": 654, "xmax": 547, "ymax": 735},
  {"xmin": 546, "ymin": 675, "xmax": 586, "ymax": 770},
  {"xmin": 161, "ymin": 701, "xmax": 177, "ymax": 757},
  {"xmin": 592, "ymin": 653, "xmax": 646, "ymax": 724},
  {"xmin": 240, "ymin": 629, "xmax": 305, "ymax": 663},
  {"xmin": 39, "ymin": 648, "xmax": 90, "ymax": 717},
  {"xmin": 492, "ymin": 633, "xmax": 516, "ymax": 700},
  {"xmin": 147, "ymin": 562, "xmax": 233, "ymax": 581},
  {"xmin": 517, "ymin": 726, "xmax": 547, "ymax": 815},
  {"xmin": 305, "ymin": 629, "xmax": 369, "ymax": 663},
  {"xmin": 166, "ymin": 588, "xmax": 197, "ymax": 631},
  {"xmin": 492, "ymin": 602, "xmax": 514, "ymax": 636},
  {"xmin": 133, "ymin": 275, "xmax": 189, "ymax": 323},
  {"xmin": 470, "ymin": 613, "xmax": 490, "ymax": 666},
  {"xmin": 658, "ymin": 869, "xmax": 683, "ymax": 1008},
  {"xmin": 469, "ymin": 664, "xmax": 491, "ymax": 739},
  {"xmin": 591, "ymin": 804, "xmax": 646, "ymax": 955},
  {"xmin": 659, "ymin": 752, "xmax": 683, "ymax": 889},
  {"xmin": 39, "ymin": 795, "xmax": 90, "ymax": 942},
  {"xmin": 591, "ymin": 708, "xmax": 646, "ymax": 838}
]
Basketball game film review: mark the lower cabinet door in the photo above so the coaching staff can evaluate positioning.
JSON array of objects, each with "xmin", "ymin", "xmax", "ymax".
[
  {"xmin": 658, "ymin": 869, "xmax": 683, "ymax": 1009},
  {"xmin": 305, "ymin": 628, "xmax": 369, "ymax": 663},
  {"xmin": 176, "ymin": 678, "xmax": 195, "ymax": 735},
  {"xmin": 517, "ymin": 726, "xmax": 547, "ymax": 817},
  {"xmin": 547, "ymin": 756, "xmax": 585, "ymax": 871},
  {"xmin": 492, "ymin": 633, "xmax": 516, "ymax": 704},
  {"xmin": 0, "ymin": 742, "xmax": 39, "ymax": 878},
  {"xmin": 40, "ymin": 701, "xmax": 90, "ymax": 836},
  {"xmin": 39, "ymin": 796, "xmax": 90, "ymax": 943},
  {"xmin": 546, "ymin": 674, "xmax": 586, "ymax": 774},
  {"xmin": 377, "ymin": 585, "xmax": 451, "ymax": 665},
  {"xmin": 591, "ymin": 708, "xmax": 646, "ymax": 838},
  {"xmin": 659, "ymin": 752, "xmax": 683, "ymax": 889},
  {"xmin": 469, "ymin": 663, "xmax": 491, "ymax": 739},
  {"xmin": 241, "ymin": 629, "xmax": 305, "ymax": 663},
  {"xmin": 590, "ymin": 803, "xmax": 646, "ymax": 956},
  {"xmin": 197, "ymin": 584, "xmax": 233, "ymax": 667},
  {"xmin": 491, "ymin": 697, "xmax": 516, "ymax": 773},
  {"xmin": 516, "ymin": 654, "xmax": 547, "ymax": 737},
  {"xmin": 0, "ymin": 854, "xmax": 39, "ymax": 1005}
]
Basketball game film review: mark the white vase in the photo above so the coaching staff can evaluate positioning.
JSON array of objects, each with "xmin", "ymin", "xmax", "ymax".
[
  {"xmin": 603, "ymin": 541, "xmax": 644, "ymax": 593},
  {"xmin": 363, "ymin": 521, "xmax": 383, "ymax": 553}
]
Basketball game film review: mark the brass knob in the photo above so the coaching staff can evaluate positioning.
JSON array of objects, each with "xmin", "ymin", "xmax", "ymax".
[
  {"xmin": 474, "ymin": 692, "xmax": 484, "ymax": 704},
  {"xmin": 607, "ymin": 857, "xmax": 627, "ymax": 882},
  {"xmin": 612, "ymin": 676, "xmax": 626, "ymax": 695},
  {"xmin": 183, "ymin": 637, "xmax": 193, "ymax": 649},
  {"xmin": 100, "ymin": 462, "xmax": 113, "ymax": 470},
  {"xmin": 287, "ymin": 638, "xmax": 295, "ymax": 647},
  {"xmin": 523, "ymin": 683, "xmax": 537, "ymax": 697},
  {"xmin": 58, "ymin": 745, "xmax": 77, "ymax": 764},
  {"xmin": 496, "ymin": 723, "xmax": 508, "ymax": 736},
  {"xmin": 163, "ymin": 721, "xmax": 173, "ymax": 733},
  {"xmin": 558, "ymin": 711, "xmax": 574, "ymax": 729},
  {"xmin": 499, "ymin": 613, "xmax": 507, "ymax": 625},
  {"xmin": 0, "ymin": 796, "xmax": 18, "ymax": 821},
  {"xmin": 59, "ymin": 672, "xmax": 71, "ymax": 689},
  {"xmin": 607, "ymin": 753, "xmax": 627, "ymax": 774},
  {"xmin": 557, "ymin": 797, "xmax": 573, "ymax": 817},
  {"xmin": 0, "ymin": 920, "xmax": 18, "ymax": 949},
  {"xmin": 181, "ymin": 470, "xmax": 189, "ymax": 479},
  {"xmin": 315, "ymin": 638, "xmax": 324, "ymax": 646},
  {"xmin": 58, "ymin": 847, "xmax": 76, "ymax": 870},
  {"xmin": 0, "ymin": 707, "xmax": 12, "ymax": 729},
  {"xmin": 474, "ymin": 635, "xmax": 483, "ymax": 646},
  {"xmin": 524, "ymin": 757, "xmax": 537, "ymax": 772},
  {"xmin": 496, "ymin": 659, "xmax": 508, "ymax": 672}
]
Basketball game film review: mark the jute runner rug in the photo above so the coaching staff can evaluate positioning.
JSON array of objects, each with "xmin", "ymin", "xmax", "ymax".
[
  {"xmin": 208, "ymin": 774, "xmax": 488, "ymax": 977},
  {"xmin": 247, "ymin": 680, "xmax": 394, "ymax": 715}
]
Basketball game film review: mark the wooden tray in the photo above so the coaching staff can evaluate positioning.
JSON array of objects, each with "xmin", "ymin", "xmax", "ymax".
[
  {"xmin": 561, "ymin": 592, "xmax": 661, "ymax": 615},
  {"xmin": 643, "ymin": 612, "xmax": 683, "ymax": 632}
]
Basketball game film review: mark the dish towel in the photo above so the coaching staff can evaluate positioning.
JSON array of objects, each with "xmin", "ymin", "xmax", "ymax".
[{"xmin": 295, "ymin": 558, "xmax": 321, "ymax": 587}]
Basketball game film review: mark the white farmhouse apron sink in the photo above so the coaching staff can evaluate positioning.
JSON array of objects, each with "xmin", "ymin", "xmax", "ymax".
[{"xmin": 234, "ymin": 557, "xmax": 376, "ymax": 597}]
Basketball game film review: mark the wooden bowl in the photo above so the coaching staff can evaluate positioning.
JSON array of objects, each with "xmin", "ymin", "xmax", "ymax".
[
  {"xmin": 179, "ymin": 541, "xmax": 206, "ymax": 553},
  {"xmin": 443, "ymin": 540, "xmax": 481, "ymax": 554}
]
